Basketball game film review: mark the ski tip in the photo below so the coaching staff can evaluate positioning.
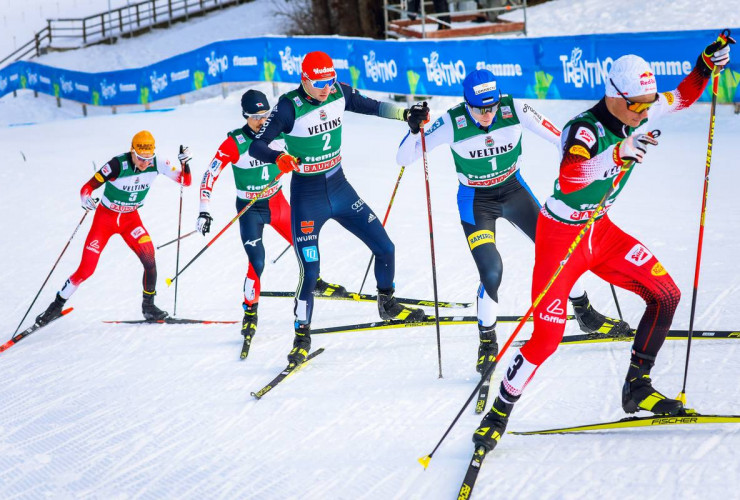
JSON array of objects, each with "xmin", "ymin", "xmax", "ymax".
[
  {"xmin": 250, "ymin": 392, "xmax": 260, "ymax": 400},
  {"xmin": 165, "ymin": 278, "xmax": 173, "ymax": 286},
  {"xmin": 676, "ymin": 392, "xmax": 687, "ymax": 405},
  {"xmin": 61, "ymin": 307, "xmax": 74, "ymax": 315},
  {"xmin": 418, "ymin": 455, "xmax": 431, "ymax": 470},
  {"xmin": 240, "ymin": 353, "xmax": 248, "ymax": 360}
]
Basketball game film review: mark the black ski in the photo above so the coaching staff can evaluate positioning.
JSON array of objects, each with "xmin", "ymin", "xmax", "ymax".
[
  {"xmin": 1, "ymin": 307, "xmax": 74, "ymax": 355},
  {"xmin": 510, "ymin": 412, "xmax": 740, "ymax": 435},
  {"xmin": 240, "ymin": 335, "xmax": 253, "ymax": 360},
  {"xmin": 512, "ymin": 328, "xmax": 740, "ymax": 347},
  {"xmin": 251, "ymin": 348, "xmax": 325, "ymax": 400},
  {"xmin": 311, "ymin": 315, "xmax": 575, "ymax": 335},
  {"xmin": 103, "ymin": 318, "xmax": 237, "ymax": 325},
  {"xmin": 458, "ymin": 446, "xmax": 488, "ymax": 499},
  {"xmin": 260, "ymin": 290, "xmax": 471, "ymax": 309},
  {"xmin": 474, "ymin": 362, "xmax": 498, "ymax": 414}
]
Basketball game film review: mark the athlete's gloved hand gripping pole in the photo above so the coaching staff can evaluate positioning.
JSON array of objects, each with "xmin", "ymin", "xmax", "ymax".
[
  {"xmin": 678, "ymin": 28, "xmax": 735, "ymax": 406},
  {"xmin": 166, "ymin": 165, "xmax": 294, "ymax": 286},
  {"xmin": 418, "ymin": 131, "xmax": 661, "ymax": 470}
]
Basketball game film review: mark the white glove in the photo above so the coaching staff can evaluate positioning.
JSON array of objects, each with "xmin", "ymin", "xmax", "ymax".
[
  {"xmin": 711, "ymin": 44, "xmax": 731, "ymax": 67},
  {"xmin": 617, "ymin": 133, "xmax": 659, "ymax": 164},
  {"xmin": 178, "ymin": 146, "xmax": 192, "ymax": 165},
  {"xmin": 81, "ymin": 193, "xmax": 98, "ymax": 211},
  {"xmin": 196, "ymin": 211, "xmax": 213, "ymax": 235}
]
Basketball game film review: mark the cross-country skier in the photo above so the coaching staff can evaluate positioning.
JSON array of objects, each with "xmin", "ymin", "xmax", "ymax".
[
  {"xmin": 196, "ymin": 89, "xmax": 348, "ymax": 358},
  {"xmin": 249, "ymin": 51, "xmax": 430, "ymax": 365},
  {"xmin": 396, "ymin": 69, "xmax": 630, "ymax": 377},
  {"xmin": 473, "ymin": 34, "xmax": 733, "ymax": 453},
  {"xmin": 35, "ymin": 131, "xmax": 192, "ymax": 325}
]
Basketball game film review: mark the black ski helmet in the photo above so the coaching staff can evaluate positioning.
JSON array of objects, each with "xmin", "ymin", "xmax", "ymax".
[{"xmin": 241, "ymin": 90, "xmax": 270, "ymax": 118}]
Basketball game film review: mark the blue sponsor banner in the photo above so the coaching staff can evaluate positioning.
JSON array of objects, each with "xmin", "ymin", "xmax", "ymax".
[{"xmin": 1, "ymin": 30, "xmax": 738, "ymax": 106}]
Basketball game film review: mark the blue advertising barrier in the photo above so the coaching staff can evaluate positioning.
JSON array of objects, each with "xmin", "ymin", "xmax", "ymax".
[{"xmin": 1, "ymin": 30, "xmax": 738, "ymax": 106}]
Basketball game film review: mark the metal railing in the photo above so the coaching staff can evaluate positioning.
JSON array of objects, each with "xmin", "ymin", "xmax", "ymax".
[
  {"xmin": 383, "ymin": 0, "xmax": 527, "ymax": 39},
  {"xmin": 1, "ymin": 0, "xmax": 250, "ymax": 68}
]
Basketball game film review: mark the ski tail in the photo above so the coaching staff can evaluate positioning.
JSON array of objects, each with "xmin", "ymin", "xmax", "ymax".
[
  {"xmin": 251, "ymin": 348, "xmax": 325, "ymax": 400},
  {"xmin": 458, "ymin": 446, "xmax": 488, "ymax": 499}
]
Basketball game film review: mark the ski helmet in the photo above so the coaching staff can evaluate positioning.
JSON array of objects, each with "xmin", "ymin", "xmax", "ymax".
[
  {"xmin": 463, "ymin": 69, "xmax": 501, "ymax": 108},
  {"xmin": 241, "ymin": 89, "xmax": 270, "ymax": 118},
  {"xmin": 131, "ymin": 130, "xmax": 155, "ymax": 157},
  {"xmin": 606, "ymin": 55, "xmax": 657, "ymax": 98},
  {"xmin": 301, "ymin": 51, "xmax": 336, "ymax": 81}
]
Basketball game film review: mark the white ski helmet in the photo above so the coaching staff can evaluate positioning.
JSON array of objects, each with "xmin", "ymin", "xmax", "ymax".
[{"xmin": 606, "ymin": 55, "xmax": 657, "ymax": 98}]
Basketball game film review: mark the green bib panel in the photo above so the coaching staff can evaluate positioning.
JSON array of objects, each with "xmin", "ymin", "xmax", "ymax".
[{"xmin": 282, "ymin": 85, "xmax": 345, "ymax": 176}]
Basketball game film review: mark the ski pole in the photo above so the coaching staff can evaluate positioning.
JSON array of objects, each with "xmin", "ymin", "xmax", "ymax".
[
  {"xmin": 156, "ymin": 230, "xmax": 197, "ymax": 250},
  {"xmin": 271, "ymin": 244, "xmax": 292, "ymax": 264},
  {"xmin": 418, "ymin": 132, "xmax": 660, "ymax": 469},
  {"xmin": 166, "ymin": 174, "xmax": 284, "ymax": 286},
  {"xmin": 678, "ymin": 29, "xmax": 734, "ymax": 405},
  {"xmin": 12, "ymin": 210, "xmax": 90, "ymax": 336},
  {"xmin": 610, "ymin": 284, "xmax": 624, "ymax": 321},
  {"xmin": 358, "ymin": 165, "xmax": 406, "ymax": 294},
  {"xmin": 173, "ymin": 145, "xmax": 187, "ymax": 316},
  {"xmin": 419, "ymin": 126, "xmax": 443, "ymax": 379}
]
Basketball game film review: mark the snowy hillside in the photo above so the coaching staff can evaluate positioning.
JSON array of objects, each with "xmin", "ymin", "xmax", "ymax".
[{"xmin": 2, "ymin": 1, "xmax": 740, "ymax": 499}]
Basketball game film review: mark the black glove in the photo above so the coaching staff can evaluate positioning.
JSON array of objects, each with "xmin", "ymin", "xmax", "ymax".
[
  {"xmin": 699, "ymin": 30, "xmax": 735, "ymax": 75},
  {"xmin": 196, "ymin": 211, "xmax": 213, "ymax": 235},
  {"xmin": 178, "ymin": 145, "xmax": 191, "ymax": 175},
  {"xmin": 404, "ymin": 101, "xmax": 430, "ymax": 135}
]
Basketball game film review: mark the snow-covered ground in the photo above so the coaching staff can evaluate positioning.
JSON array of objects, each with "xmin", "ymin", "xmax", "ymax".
[{"xmin": 2, "ymin": 0, "xmax": 740, "ymax": 499}]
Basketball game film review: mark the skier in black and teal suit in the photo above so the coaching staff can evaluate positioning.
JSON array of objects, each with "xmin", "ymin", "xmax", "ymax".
[{"xmin": 250, "ymin": 50, "xmax": 430, "ymax": 365}]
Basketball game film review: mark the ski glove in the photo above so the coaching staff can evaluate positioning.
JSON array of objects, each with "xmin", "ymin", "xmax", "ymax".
[
  {"xmin": 276, "ymin": 152, "xmax": 300, "ymax": 173},
  {"xmin": 196, "ymin": 211, "xmax": 213, "ymax": 235},
  {"xmin": 81, "ymin": 194, "xmax": 99, "ymax": 212},
  {"xmin": 616, "ymin": 133, "xmax": 659, "ymax": 164},
  {"xmin": 404, "ymin": 101, "xmax": 430, "ymax": 134},
  {"xmin": 700, "ymin": 31, "xmax": 735, "ymax": 73},
  {"xmin": 178, "ymin": 145, "xmax": 192, "ymax": 166}
]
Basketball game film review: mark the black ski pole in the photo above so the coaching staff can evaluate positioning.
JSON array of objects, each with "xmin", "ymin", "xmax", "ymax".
[
  {"xmin": 419, "ymin": 126, "xmax": 443, "ymax": 379},
  {"xmin": 271, "ymin": 244, "xmax": 292, "ymax": 264},
  {"xmin": 12, "ymin": 210, "xmax": 89, "ymax": 336},
  {"xmin": 609, "ymin": 284, "xmax": 624, "ymax": 320},
  {"xmin": 359, "ymin": 165, "xmax": 406, "ymax": 294},
  {"xmin": 173, "ymin": 145, "xmax": 187, "ymax": 316},
  {"xmin": 678, "ymin": 29, "xmax": 734, "ymax": 405}
]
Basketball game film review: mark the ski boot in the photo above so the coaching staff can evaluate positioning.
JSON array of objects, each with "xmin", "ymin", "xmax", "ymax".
[
  {"xmin": 240, "ymin": 303, "xmax": 258, "ymax": 360},
  {"xmin": 378, "ymin": 288, "xmax": 426, "ymax": 322},
  {"xmin": 314, "ymin": 277, "xmax": 348, "ymax": 298},
  {"xmin": 476, "ymin": 324, "xmax": 499, "ymax": 375},
  {"xmin": 622, "ymin": 351, "xmax": 684, "ymax": 415},
  {"xmin": 571, "ymin": 292, "xmax": 632, "ymax": 338},
  {"xmin": 473, "ymin": 387, "xmax": 520, "ymax": 452},
  {"xmin": 142, "ymin": 291, "xmax": 169, "ymax": 321},
  {"xmin": 35, "ymin": 293, "xmax": 67, "ymax": 327},
  {"xmin": 287, "ymin": 323, "xmax": 311, "ymax": 366}
]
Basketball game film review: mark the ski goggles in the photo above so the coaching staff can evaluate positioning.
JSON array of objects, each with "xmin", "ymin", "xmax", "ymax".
[
  {"xmin": 306, "ymin": 76, "xmax": 336, "ymax": 89},
  {"xmin": 133, "ymin": 150, "xmax": 156, "ymax": 163},
  {"xmin": 467, "ymin": 100, "xmax": 500, "ymax": 115},
  {"xmin": 609, "ymin": 78, "xmax": 658, "ymax": 113},
  {"xmin": 245, "ymin": 111, "xmax": 270, "ymax": 120}
]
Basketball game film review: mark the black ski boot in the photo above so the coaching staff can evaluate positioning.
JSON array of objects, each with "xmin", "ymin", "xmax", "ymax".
[
  {"xmin": 240, "ymin": 303, "xmax": 258, "ymax": 360},
  {"xmin": 476, "ymin": 324, "xmax": 499, "ymax": 375},
  {"xmin": 571, "ymin": 292, "xmax": 632, "ymax": 337},
  {"xmin": 314, "ymin": 277, "xmax": 348, "ymax": 297},
  {"xmin": 473, "ymin": 386, "xmax": 520, "ymax": 452},
  {"xmin": 622, "ymin": 351, "xmax": 684, "ymax": 415},
  {"xmin": 378, "ymin": 288, "xmax": 426, "ymax": 322},
  {"xmin": 287, "ymin": 323, "xmax": 311, "ymax": 366},
  {"xmin": 35, "ymin": 293, "xmax": 66, "ymax": 326},
  {"xmin": 142, "ymin": 292, "xmax": 169, "ymax": 321}
]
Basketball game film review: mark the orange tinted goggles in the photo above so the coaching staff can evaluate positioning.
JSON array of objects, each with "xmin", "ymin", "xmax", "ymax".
[{"xmin": 610, "ymin": 78, "xmax": 658, "ymax": 113}]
